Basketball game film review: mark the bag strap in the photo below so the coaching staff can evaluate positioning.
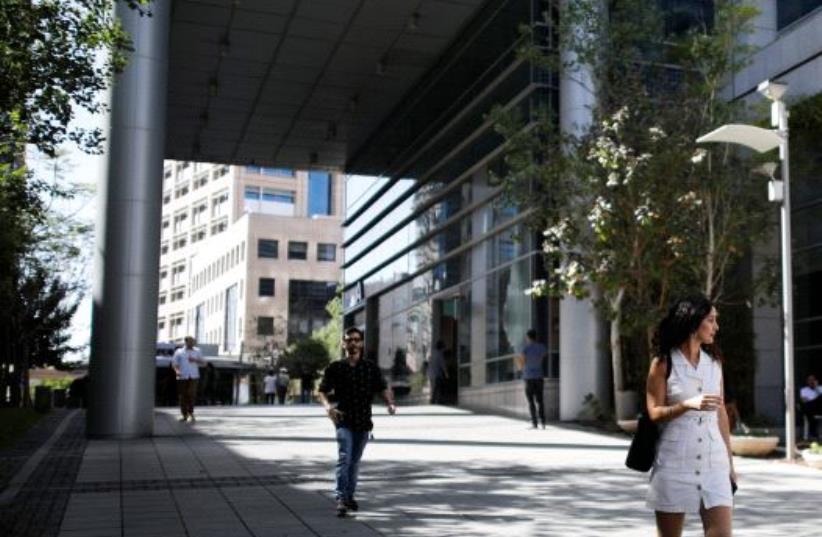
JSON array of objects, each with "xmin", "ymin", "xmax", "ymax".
[{"xmin": 665, "ymin": 353, "xmax": 673, "ymax": 381}]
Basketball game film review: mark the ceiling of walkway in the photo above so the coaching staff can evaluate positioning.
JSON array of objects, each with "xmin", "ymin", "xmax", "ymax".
[{"xmin": 166, "ymin": 0, "xmax": 485, "ymax": 172}]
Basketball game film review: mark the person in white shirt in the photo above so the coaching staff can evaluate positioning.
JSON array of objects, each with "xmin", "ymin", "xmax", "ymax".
[
  {"xmin": 800, "ymin": 374, "xmax": 822, "ymax": 438},
  {"xmin": 172, "ymin": 336, "xmax": 205, "ymax": 422},
  {"xmin": 263, "ymin": 370, "xmax": 277, "ymax": 405}
]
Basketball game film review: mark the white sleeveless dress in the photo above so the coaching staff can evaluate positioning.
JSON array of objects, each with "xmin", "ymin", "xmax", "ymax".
[{"xmin": 647, "ymin": 349, "xmax": 733, "ymax": 513}]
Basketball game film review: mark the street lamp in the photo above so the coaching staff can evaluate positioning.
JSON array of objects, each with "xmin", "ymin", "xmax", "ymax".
[{"xmin": 696, "ymin": 79, "xmax": 796, "ymax": 461}]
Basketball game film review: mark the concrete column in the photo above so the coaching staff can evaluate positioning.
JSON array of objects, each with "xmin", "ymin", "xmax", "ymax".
[
  {"xmin": 88, "ymin": 2, "xmax": 171, "ymax": 438},
  {"xmin": 557, "ymin": 1, "xmax": 609, "ymax": 421}
]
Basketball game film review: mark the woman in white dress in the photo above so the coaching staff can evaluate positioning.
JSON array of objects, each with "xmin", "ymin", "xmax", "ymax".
[{"xmin": 646, "ymin": 295, "xmax": 736, "ymax": 537}]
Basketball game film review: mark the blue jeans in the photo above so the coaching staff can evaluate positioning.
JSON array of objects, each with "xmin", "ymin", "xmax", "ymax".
[{"xmin": 335, "ymin": 427, "xmax": 370, "ymax": 501}]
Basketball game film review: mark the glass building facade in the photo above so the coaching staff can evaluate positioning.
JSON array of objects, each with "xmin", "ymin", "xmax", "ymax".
[
  {"xmin": 793, "ymin": 95, "xmax": 822, "ymax": 387},
  {"xmin": 778, "ymin": 0, "xmax": 822, "ymax": 29},
  {"xmin": 341, "ymin": 0, "xmax": 559, "ymax": 408}
]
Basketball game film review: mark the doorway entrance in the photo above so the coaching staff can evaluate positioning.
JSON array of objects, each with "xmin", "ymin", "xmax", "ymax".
[{"xmin": 431, "ymin": 295, "xmax": 467, "ymax": 405}]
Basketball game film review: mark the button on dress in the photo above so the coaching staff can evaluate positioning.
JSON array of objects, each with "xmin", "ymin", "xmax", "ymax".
[{"xmin": 647, "ymin": 349, "xmax": 732, "ymax": 513}]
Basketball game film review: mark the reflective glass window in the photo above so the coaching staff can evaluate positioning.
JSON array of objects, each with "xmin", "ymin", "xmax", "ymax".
[
  {"xmin": 259, "ymin": 278, "xmax": 275, "ymax": 297},
  {"xmin": 288, "ymin": 241, "xmax": 308, "ymax": 260},
  {"xmin": 778, "ymin": 1, "xmax": 822, "ymax": 29},
  {"xmin": 317, "ymin": 243, "xmax": 337, "ymax": 262},
  {"xmin": 258, "ymin": 239, "xmax": 278, "ymax": 259},
  {"xmin": 308, "ymin": 171, "xmax": 333, "ymax": 216}
]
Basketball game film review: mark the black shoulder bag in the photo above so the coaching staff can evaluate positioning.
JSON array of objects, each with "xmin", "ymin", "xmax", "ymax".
[{"xmin": 625, "ymin": 355, "xmax": 672, "ymax": 472}]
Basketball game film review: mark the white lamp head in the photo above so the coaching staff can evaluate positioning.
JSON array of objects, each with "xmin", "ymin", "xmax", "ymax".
[
  {"xmin": 752, "ymin": 161, "xmax": 778, "ymax": 179},
  {"xmin": 757, "ymin": 80, "xmax": 788, "ymax": 101}
]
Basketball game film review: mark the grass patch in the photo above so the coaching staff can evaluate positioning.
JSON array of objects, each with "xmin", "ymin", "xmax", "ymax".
[{"xmin": 0, "ymin": 408, "xmax": 45, "ymax": 450}]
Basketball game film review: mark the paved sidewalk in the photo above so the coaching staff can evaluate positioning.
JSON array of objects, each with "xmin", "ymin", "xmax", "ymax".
[{"xmin": 1, "ymin": 405, "xmax": 821, "ymax": 536}]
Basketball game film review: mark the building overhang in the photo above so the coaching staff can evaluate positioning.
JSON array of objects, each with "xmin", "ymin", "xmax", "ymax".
[{"xmin": 166, "ymin": 0, "xmax": 486, "ymax": 173}]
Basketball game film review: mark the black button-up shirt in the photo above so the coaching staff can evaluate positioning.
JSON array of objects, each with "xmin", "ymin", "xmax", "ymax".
[{"xmin": 319, "ymin": 358, "xmax": 387, "ymax": 432}]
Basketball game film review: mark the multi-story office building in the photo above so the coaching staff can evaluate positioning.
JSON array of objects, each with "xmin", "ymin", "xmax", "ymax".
[
  {"xmin": 340, "ymin": 1, "xmax": 822, "ymax": 423},
  {"xmin": 156, "ymin": 163, "xmax": 343, "ymax": 362},
  {"xmin": 90, "ymin": 0, "xmax": 822, "ymax": 437}
]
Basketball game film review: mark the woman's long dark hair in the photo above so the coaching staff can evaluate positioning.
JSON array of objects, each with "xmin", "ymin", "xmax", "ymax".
[{"xmin": 655, "ymin": 294, "xmax": 721, "ymax": 361}]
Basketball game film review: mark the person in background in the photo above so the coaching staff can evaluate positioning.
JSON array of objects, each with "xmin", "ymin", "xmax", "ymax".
[
  {"xmin": 300, "ymin": 371, "xmax": 316, "ymax": 404},
  {"xmin": 516, "ymin": 329, "xmax": 547, "ymax": 429},
  {"xmin": 275, "ymin": 367, "xmax": 290, "ymax": 404},
  {"xmin": 263, "ymin": 369, "xmax": 276, "ymax": 405},
  {"xmin": 318, "ymin": 327, "xmax": 396, "ymax": 517},
  {"xmin": 428, "ymin": 340, "xmax": 448, "ymax": 404},
  {"xmin": 172, "ymin": 336, "xmax": 206, "ymax": 422},
  {"xmin": 800, "ymin": 374, "xmax": 822, "ymax": 439}
]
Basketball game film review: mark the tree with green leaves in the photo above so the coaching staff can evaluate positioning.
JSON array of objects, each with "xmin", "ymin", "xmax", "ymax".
[
  {"xmin": 0, "ymin": 0, "xmax": 149, "ymax": 406},
  {"xmin": 279, "ymin": 338, "xmax": 332, "ymax": 382},
  {"xmin": 311, "ymin": 290, "xmax": 344, "ymax": 362},
  {"xmin": 493, "ymin": 0, "xmax": 774, "ymax": 413}
]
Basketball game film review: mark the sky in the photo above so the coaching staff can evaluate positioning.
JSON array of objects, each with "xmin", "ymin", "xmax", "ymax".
[{"xmin": 29, "ymin": 106, "xmax": 107, "ymax": 363}]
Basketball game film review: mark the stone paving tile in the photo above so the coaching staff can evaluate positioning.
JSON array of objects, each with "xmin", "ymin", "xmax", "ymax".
[
  {"xmin": 7, "ymin": 406, "xmax": 822, "ymax": 537},
  {"xmin": 0, "ymin": 409, "xmax": 70, "ymax": 490},
  {"xmin": 0, "ymin": 411, "xmax": 86, "ymax": 537}
]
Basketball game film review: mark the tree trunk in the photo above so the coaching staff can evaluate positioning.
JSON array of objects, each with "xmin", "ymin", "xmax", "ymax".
[
  {"xmin": 20, "ymin": 339, "xmax": 31, "ymax": 408},
  {"xmin": 610, "ymin": 287, "xmax": 626, "ymax": 393}
]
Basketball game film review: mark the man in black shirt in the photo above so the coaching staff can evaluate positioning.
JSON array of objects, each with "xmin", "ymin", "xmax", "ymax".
[{"xmin": 318, "ymin": 327, "xmax": 396, "ymax": 517}]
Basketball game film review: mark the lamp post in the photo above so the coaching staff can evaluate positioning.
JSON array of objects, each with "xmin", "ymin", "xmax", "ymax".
[{"xmin": 696, "ymin": 79, "xmax": 796, "ymax": 461}]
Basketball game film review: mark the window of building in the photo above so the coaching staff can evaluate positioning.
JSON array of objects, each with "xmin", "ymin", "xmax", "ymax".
[
  {"xmin": 161, "ymin": 242, "xmax": 169, "ymax": 255},
  {"xmin": 191, "ymin": 201, "xmax": 208, "ymax": 226},
  {"xmin": 172, "ymin": 235, "xmax": 187, "ymax": 250},
  {"xmin": 259, "ymin": 278, "xmax": 275, "ymax": 296},
  {"xmin": 308, "ymin": 171, "xmax": 332, "ymax": 216},
  {"xmin": 257, "ymin": 316, "xmax": 274, "ymax": 335},
  {"xmin": 214, "ymin": 165, "xmax": 230, "ymax": 179},
  {"xmin": 244, "ymin": 185, "xmax": 295, "ymax": 215},
  {"xmin": 191, "ymin": 227, "xmax": 207, "ymax": 244},
  {"xmin": 258, "ymin": 239, "xmax": 278, "ymax": 258},
  {"xmin": 158, "ymin": 293, "xmax": 167, "ymax": 305},
  {"xmin": 211, "ymin": 190, "xmax": 229, "ymax": 218},
  {"xmin": 193, "ymin": 174, "xmax": 209, "ymax": 190},
  {"xmin": 173, "ymin": 211, "xmax": 188, "ymax": 233},
  {"xmin": 263, "ymin": 188, "xmax": 294, "ymax": 203},
  {"xmin": 171, "ymin": 264, "xmax": 186, "ymax": 286},
  {"xmin": 211, "ymin": 219, "xmax": 227, "ymax": 235},
  {"xmin": 174, "ymin": 185, "xmax": 189, "ymax": 198},
  {"xmin": 287, "ymin": 280, "xmax": 337, "ymax": 341},
  {"xmin": 244, "ymin": 186, "xmax": 260, "ymax": 201},
  {"xmin": 245, "ymin": 165, "xmax": 295, "ymax": 177},
  {"xmin": 317, "ymin": 243, "xmax": 336, "ymax": 262},
  {"xmin": 778, "ymin": 1, "xmax": 822, "ymax": 29},
  {"xmin": 288, "ymin": 241, "xmax": 308, "ymax": 260},
  {"xmin": 163, "ymin": 191, "xmax": 171, "ymax": 205},
  {"xmin": 171, "ymin": 315, "xmax": 184, "ymax": 338}
]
